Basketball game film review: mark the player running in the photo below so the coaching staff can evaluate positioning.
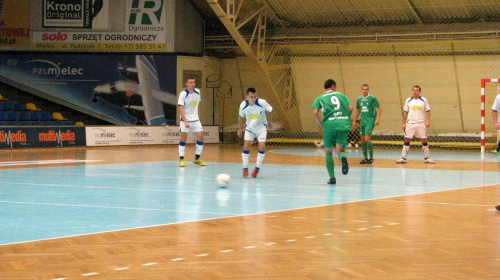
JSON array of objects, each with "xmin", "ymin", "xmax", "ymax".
[{"xmin": 313, "ymin": 79, "xmax": 353, "ymax": 184}]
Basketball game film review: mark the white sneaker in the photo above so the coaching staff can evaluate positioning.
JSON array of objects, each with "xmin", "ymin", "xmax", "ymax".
[
  {"xmin": 355, "ymin": 144, "xmax": 359, "ymax": 148},
  {"xmin": 424, "ymin": 158, "xmax": 434, "ymax": 164},
  {"xmin": 347, "ymin": 143, "xmax": 352, "ymax": 148},
  {"xmin": 396, "ymin": 158, "xmax": 407, "ymax": 164}
]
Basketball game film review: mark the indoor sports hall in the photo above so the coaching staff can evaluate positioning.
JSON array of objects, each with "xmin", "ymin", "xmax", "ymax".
[{"xmin": 1, "ymin": 0, "xmax": 500, "ymax": 279}]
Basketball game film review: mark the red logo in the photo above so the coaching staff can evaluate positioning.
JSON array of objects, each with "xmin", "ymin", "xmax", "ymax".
[{"xmin": 41, "ymin": 32, "xmax": 68, "ymax": 41}]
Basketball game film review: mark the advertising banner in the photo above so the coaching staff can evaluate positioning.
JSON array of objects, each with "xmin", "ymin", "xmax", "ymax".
[
  {"xmin": 0, "ymin": 126, "xmax": 86, "ymax": 149},
  {"xmin": 0, "ymin": 53, "xmax": 177, "ymax": 125},
  {"xmin": 34, "ymin": 0, "xmax": 166, "ymax": 52},
  {"xmin": 0, "ymin": 0, "xmax": 30, "ymax": 49},
  {"xmin": 86, "ymin": 126, "xmax": 219, "ymax": 146},
  {"xmin": 42, "ymin": 0, "xmax": 109, "ymax": 29}
]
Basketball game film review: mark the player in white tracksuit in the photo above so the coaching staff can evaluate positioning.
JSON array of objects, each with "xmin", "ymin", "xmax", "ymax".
[{"xmin": 237, "ymin": 87, "xmax": 273, "ymax": 178}]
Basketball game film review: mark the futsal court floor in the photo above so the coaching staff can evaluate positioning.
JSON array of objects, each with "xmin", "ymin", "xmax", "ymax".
[{"xmin": 0, "ymin": 144, "xmax": 499, "ymax": 279}]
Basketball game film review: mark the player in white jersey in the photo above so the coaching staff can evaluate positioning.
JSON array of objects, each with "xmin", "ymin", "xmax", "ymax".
[
  {"xmin": 491, "ymin": 92, "xmax": 500, "ymax": 154},
  {"xmin": 237, "ymin": 87, "xmax": 273, "ymax": 178},
  {"xmin": 396, "ymin": 85, "xmax": 434, "ymax": 164},
  {"xmin": 177, "ymin": 78, "xmax": 206, "ymax": 167}
]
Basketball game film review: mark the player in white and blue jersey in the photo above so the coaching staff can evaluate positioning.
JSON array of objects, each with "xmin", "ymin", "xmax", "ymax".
[
  {"xmin": 491, "ymin": 92, "xmax": 500, "ymax": 154},
  {"xmin": 237, "ymin": 87, "xmax": 273, "ymax": 178},
  {"xmin": 396, "ymin": 85, "xmax": 434, "ymax": 164},
  {"xmin": 178, "ymin": 78, "xmax": 206, "ymax": 167}
]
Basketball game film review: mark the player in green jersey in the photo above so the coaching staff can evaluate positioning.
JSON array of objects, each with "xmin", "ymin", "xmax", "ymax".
[
  {"xmin": 352, "ymin": 84, "xmax": 382, "ymax": 164},
  {"xmin": 312, "ymin": 79, "xmax": 353, "ymax": 184}
]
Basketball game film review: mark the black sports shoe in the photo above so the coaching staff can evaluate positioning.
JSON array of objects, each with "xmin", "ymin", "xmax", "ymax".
[
  {"xmin": 359, "ymin": 158, "xmax": 369, "ymax": 164},
  {"xmin": 341, "ymin": 157, "xmax": 349, "ymax": 175},
  {"xmin": 327, "ymin": 178, "xmax": 336, "ymax": 184},
  {"xmin": 367, "ymin": 159, "xmax": 374, "ymax": 164}
]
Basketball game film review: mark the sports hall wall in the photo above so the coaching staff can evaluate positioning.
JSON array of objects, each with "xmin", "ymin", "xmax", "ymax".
[{"xmin": 206, "ymin": 38, "xmax": 500, "ymax": 140}]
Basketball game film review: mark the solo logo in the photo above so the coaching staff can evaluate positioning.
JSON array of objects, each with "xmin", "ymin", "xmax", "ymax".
[
  {"xmin": 41, "ymin": 32, "xmax": 68, "ymax": 41},
  {"xmin": 24, "ymin": 59, "xmax": 84, "ymax": 78}
]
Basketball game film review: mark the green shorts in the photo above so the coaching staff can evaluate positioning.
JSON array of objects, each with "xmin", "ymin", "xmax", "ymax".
[
  {"xmin": 323, "ymin": 130, "xmax": 349, "ymax": 148},
  {"xmin": 359, "ymin": 123, "xmax": 375, "ymax": 137}
]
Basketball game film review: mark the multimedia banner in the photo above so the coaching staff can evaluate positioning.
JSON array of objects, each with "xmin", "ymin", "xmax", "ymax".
[
  {"xmin": 0, "ymin": 52, "xmax": 177, "ymax": 125},
  {"xmin": 0, "ymin": 126, "xmax": 86, "ymax": 149}
]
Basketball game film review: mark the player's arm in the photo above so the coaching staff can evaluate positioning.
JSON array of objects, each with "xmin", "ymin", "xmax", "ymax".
[
  {"xmin": 237, "ymin": 116, "xmax": 244, "ymax": 138},
  {"xmin": 267, "ymin": 111, "xmax": 273, "ymax": 129},
  {"xmin": 375, "ymin": 106, "xmax": 381, "ymax": 125},
  {"xmin": 425, "ymin": 110, "xmax": 431, "ymax": 128},
  {"xmin": 313, "ymin": 109, "xmax": 322, "ymax": 126},
  {"xmin": 493, "ymin": 110, "xmax": 500, "ymax": 130},
  {"xmin": 178, "ymin": 105, "xmax": 190, "ymax": 128},
  {"xmin": 352, "ymin": 109, "xmax": 360, "ymax": 126},
  {"xmin": 402, "ymin": 111, "xmax": 408, "ymax": 130}
]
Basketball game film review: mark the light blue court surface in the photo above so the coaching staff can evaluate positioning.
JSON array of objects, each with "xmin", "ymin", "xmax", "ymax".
[{"xmin": 0, "ymin": 149, "xmax": 498, "ymax": 245}]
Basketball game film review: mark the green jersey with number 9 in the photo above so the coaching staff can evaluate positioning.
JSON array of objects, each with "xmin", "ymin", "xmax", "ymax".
[{"xmin": 312, "ymin": 90, "xmax": 352, "ymax": 132}]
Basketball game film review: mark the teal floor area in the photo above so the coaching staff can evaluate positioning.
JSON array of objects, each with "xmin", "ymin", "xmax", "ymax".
[{"xmin": 0, "ymin": 149, "xmax": 499, "ymax": 245}]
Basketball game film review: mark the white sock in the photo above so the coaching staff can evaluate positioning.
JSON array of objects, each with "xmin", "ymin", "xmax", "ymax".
[
  {"xmin": 195, "ymin": 141, "xmax": 204, "ymax": 157},
  {"xmin": 422, "ymin": 144, "xmax": 429, "ymax": 158},
  {"xmin": 179, "ymin": 142, "xmax": 186, "ymax": 158},
  {"xmin": 402, "ymin": 144, "xmax": 410, "ymax": 159},
  {"xmin": 256, "ymin": 151, "xmax": 265, "ymax": 168},
  {"xmin": 242, "ymin": 151, "xmax": 250, "ymax": 168}
]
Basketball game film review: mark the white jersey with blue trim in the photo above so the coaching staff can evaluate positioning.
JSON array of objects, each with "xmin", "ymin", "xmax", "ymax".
[
  {"xmin": 492, "ymin": 94, "xmax": 500, "ymax": 115},
  {"xmin": 403, "ymin": 96, "xmax": 430, "ymax": 124},
  {"xmin": 178, "ymin": 88, "xmax": 201, "ymax": 122},
  {"xmin": 239, "ymin": 98, "xmax": 273, "ymax": 133}
]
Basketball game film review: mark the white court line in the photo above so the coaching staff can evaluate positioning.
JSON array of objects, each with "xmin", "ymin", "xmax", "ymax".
[
  {"xmin": 0, "ymin": 159, "xmax": 102, "ymax": 166},
  {"xmin": 113, "ymin": 267, "xmax": 129, "ymax": 271},
  {"xmin": 196, "ymin": 253, "xmax": 210, "ymax": 257}
]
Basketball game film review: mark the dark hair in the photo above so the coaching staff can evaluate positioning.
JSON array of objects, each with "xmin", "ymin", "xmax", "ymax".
[
  {"xmin": 324, "ymin": 79, "xmax": 336, "ymax": 89},
  {"xmin": 246, "ymin": 87, "xmax": 256, "ymax": 94},
  {"xmin": 413, "ymin": 85, "xmax": 421, "ymax": 91}
]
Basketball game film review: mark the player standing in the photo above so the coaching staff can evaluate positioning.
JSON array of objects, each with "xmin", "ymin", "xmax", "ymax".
[
  {"xmin": 491, "ymin": 90, "xmax": 500, "ymax": 154},
  {"xmin": 352, "ymin": 84, "xmax": 381, "ymax": 164},
  {"xmin": 312, "ymin": 79, "xmax": 353, "ymax": 184},
  {"xmin": 237, "ymin": 87, "xmax": 273, "ymax": 178},
  {"xmin": 396, "ymin": 85, "xmax": 434, "ymax": 164},
  {"xmin": 178, "ymin": 78, "xmax": 206, "ymax": 167}
]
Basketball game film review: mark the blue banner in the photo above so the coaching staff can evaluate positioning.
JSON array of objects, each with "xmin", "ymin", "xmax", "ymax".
[{"xmin": 0, "ymin": 53, "xmax": 177, "ymax": 125}]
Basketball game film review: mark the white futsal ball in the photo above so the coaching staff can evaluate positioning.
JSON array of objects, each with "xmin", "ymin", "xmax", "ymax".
[{"xmin": 215, "ymin": 173, "xmax": 231, "ymax": 188}]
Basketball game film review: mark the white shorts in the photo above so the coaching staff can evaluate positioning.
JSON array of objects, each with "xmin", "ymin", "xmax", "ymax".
[
  {"xmin": 180, "ymin": 120, "xmax": 203, "ymax": 133},
  {"xmin": 244, "ymin": 130, "xmax": 268, "ymax": 142},
  {"xmin": 405, "ymin": 122, "xmax": 427, "ymax": 139}
]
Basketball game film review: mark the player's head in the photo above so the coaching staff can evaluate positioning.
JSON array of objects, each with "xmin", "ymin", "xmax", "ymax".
[
  {"xmin": 413, "ymin": 85, "xmax": 421, "ymax": 96},
  {"xmin": 246, "ymin": 87, "xmax": 258, "ymax": 104},
  {"xmin": 324, "ymin": 79, "xmax": 336, "ymax": 90},
  {"xmin": 185, "ymin": 78, "xmax": 196, "ymax": 90},
  {"xmin": 361, "ymin": 84, "xmax": 369, "ymax": 96}
]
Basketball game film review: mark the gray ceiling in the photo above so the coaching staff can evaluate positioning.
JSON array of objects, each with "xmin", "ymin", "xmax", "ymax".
[{"xmin": 189, "ymin": 0, "xmax": 500, "ymax": 35}]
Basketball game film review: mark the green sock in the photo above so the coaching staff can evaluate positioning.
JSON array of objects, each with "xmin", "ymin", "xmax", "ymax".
[
  {"xmin": 326, "ymin": 153, "xmax": 335, "ymax": 179},
  {"xmin": 361, "ymin": 142, "xmax": 368, "ymax": 159},
  {"xmin": 367, "ymin": 141, "xmax": 373, "ymax": 159},
  {"xmin": 338, "ymin": 152, "xmax": 346, "ymax": 160}
]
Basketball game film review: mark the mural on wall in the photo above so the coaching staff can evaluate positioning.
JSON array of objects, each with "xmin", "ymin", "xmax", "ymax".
[{"xmin": 0, "ymin": 53, "xmax": 177, "ymax": 125}]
